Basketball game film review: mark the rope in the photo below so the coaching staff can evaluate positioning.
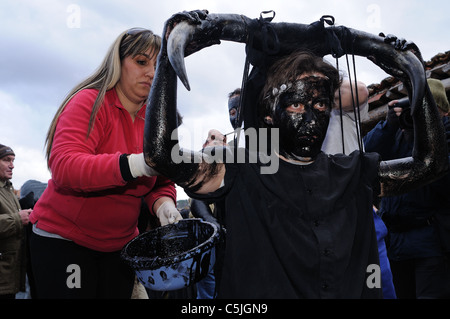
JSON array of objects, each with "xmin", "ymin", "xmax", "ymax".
[{"xmin": 237, "ymin": 11, "xmax": 278, "ymax": 150}]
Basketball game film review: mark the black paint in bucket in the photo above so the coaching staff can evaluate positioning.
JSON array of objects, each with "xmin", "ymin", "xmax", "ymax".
[{"xmin": 121, "ymin": 219, "xmax": 220, "ymax": 290}]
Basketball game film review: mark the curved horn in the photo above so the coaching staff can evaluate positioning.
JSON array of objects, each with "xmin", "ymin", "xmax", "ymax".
[
  {"xmin": 168, "ymin": 13, "xmax": 426, "ymax": 111},
  {"xmin": 338, "ymin": 27, "xmax": 426, "ymax": 115},
  {"xmin": 167, "ymin": 21, "xmax": 195, "ymax": 91},
  {"xmin": 167, "ymin": 14, "xmax": 249, "ymax": 91}
]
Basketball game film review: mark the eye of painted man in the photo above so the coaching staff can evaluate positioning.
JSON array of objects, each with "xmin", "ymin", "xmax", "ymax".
[
  {"xmin": 285, "ymin": 99, "xmax": 329, "ymax": 113},
  {"xmin": 313, "ymin": 100, "xmax": 329, "ymax": 111}
]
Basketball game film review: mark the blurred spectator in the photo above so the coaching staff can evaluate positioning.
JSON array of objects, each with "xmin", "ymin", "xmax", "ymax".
[{"xmin": 0, "ymin": 144, "xmax": 32, "ymax": 299}]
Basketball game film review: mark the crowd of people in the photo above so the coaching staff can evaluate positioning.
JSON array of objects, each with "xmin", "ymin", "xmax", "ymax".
[{"xmin": 1, "ymin": 10, "xmax": 449, "ymax": 299}]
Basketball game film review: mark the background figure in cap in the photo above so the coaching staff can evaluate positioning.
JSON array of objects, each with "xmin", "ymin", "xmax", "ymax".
[
  {"xmin": 427, "ymin": 78, "xmax": 449, "ymax": 117},
  {"xmin": 364, "ymin": 79, "xmax": 450, "ymax": 298},
  {"xmin": 0, "ymin": 145, "xmax": 15, "ymax": 161},
  {"xmin": 0, "ymin": 144, "xmax": 32, "ymax": 298},
  {"xmin": 427, "ymin": 79, "xmax": 450, "ymax": 151},
  {"xmin": 427, "ymin": 78, "xmax": 450, "ymax": 150}
]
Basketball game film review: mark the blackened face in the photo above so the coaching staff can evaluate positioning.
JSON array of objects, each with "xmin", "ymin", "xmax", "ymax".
[
  {"xmin": 271, "ymin": 75, "xmax": 332, "ymax": 160},
  {"xmin": 228, "ymin": 95, "xmax": 240, "ymax": 129}
]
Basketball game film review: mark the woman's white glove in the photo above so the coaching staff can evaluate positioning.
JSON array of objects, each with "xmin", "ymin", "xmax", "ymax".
[
  {"xmin": 128, "ymin": 153, "xmax": 160, "ymax": 178},
  {"xmin": 156, "ymin": 201, "xmax": 183, "ymax": 226}
]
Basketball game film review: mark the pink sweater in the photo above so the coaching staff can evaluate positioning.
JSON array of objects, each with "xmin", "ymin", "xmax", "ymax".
[{"xmin": 30, "ymin": 88, "xmax": 176, "ymax": 252}]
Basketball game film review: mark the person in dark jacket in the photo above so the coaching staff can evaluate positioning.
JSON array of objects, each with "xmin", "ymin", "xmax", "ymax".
[
  {"xmin": 0, "ymin": 144, "xmax": 32, "ymax": 298},
  {"xmin": 364, "ymin": 78, "xmax": 450, "ymax": 298}
]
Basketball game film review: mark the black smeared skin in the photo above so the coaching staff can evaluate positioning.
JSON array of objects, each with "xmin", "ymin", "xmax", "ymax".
[
  {"xmin": 378, "ymin": 84, "xmax": 449, "ymax": 196},
  {"xmin": 144, "ymin": 11, "xmax": 223, "ymax": 192},
  {"xmin": 273, "ymin": 77, "xmax": 333, "ymax": 160},
  {"xmin": 145, "ymin": 10, "xmax": 448, "ymax": 197}
]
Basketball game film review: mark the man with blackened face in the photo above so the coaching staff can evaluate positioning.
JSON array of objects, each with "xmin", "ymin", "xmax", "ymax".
[{"xmin": 145, "ymin": 8, "xmax": 449, "ymax": 297}]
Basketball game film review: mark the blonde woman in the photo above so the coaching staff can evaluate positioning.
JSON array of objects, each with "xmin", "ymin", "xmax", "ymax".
[{"xmin": 29, "ymin": 28, "xmax": 181, "ymax": 298}]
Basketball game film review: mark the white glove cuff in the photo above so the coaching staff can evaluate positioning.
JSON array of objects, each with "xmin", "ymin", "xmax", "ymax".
[{"xmin": 128, "ymin": 153, "xmax": 157, "ymax": 178}]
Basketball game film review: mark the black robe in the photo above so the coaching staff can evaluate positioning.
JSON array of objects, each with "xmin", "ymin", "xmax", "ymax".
[{"xmin": 189, "ymin": 149, "xmax": 382, "ymax": 298}]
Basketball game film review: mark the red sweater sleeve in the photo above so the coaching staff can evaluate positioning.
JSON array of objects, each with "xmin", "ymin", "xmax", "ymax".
[
  {"xmin": 49, "ymin": 89, "xmax": 131, "ymax": 191},
  {"xmin": 144, "ymin": 176, "xmax": 177, "ymax": 215}
]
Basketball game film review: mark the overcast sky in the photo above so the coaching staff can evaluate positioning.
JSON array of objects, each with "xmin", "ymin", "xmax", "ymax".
[{"xmin": 1, "ymin": 0, "xmax": 449, "ymax": 200}]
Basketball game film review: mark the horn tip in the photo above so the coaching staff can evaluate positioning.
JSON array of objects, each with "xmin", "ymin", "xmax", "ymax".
[{"xmin": 181, "ymin": 78, "xmax": 191, "ymax": 91}]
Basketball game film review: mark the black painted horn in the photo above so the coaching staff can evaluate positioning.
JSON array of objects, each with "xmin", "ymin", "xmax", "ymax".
[
  {"xmin": 167, "ymin": 21, "xmax": 196, "ymax": 91},
  {"xmin": 167, "ymin": 14, "xmax": 249, "ymax": 91},
  {"xmin": 167, "ymin": 13, "xmax": 425, "ymax": 113}
]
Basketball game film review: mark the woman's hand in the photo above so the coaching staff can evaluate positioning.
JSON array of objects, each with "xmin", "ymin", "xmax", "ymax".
[{"xmin": 155, "ymin": 200, "xmax": 182, "ymax": 226}]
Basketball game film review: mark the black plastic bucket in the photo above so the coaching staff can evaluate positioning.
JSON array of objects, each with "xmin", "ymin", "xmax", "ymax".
[{"xmin": 121, "ymin": 219, "xmax": 220, "ymax": 291}]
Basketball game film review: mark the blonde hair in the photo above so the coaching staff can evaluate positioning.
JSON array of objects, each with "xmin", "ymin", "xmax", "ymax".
[{"xmin": 45, "ymin": 28, "xmax": 161, "ymax": 162}]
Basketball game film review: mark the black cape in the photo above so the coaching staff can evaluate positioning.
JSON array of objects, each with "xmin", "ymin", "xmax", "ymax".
[{"xmin": 189, "ymin": 150, "xmax": 382, "ymax": 298}]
